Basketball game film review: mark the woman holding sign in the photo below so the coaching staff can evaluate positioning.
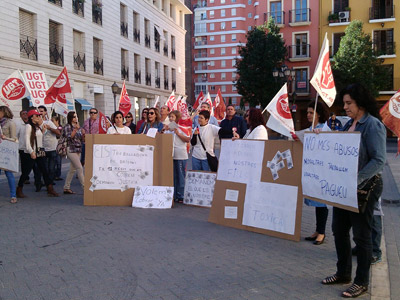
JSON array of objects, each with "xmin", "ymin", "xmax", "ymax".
[
  {"xmin": 0, "ymin": 106, "xmax": 18, "ymax": 203},
  {"xmin": 304, "ymin": 101, "xmax": 329, "ymax": 245},
  {"xmin": 322, "ymin": 84, "xmax": 386, "ymax": 298}
]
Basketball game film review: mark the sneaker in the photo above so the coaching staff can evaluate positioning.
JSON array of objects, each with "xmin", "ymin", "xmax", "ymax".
[{"xmin": 371, "ymin": 256, "xmax": 382, "ymax": 265}]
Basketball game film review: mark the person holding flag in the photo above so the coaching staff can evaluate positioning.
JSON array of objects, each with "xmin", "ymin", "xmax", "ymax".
[{"xmin": 107, "ymin": 111, "xmax": 131, "ymax": 134}]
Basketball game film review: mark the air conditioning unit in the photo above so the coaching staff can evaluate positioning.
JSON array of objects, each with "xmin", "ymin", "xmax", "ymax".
[{"xmin": 338, "ymin": 11, "xmax": 349, "ymax": 22}]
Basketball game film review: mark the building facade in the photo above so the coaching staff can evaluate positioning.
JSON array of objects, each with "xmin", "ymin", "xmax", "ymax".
[{"xmin": 0, "ymin": 0, "xmax": 191, "ymax": 121}]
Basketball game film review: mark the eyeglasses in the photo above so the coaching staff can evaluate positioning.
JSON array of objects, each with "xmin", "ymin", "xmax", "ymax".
[
  {"xmin": 142, "ymin": 111, "xmax": 148, "ymax": 114},
  {"xmin": 126, "ymin": 116, "xmax": 132, "ymax": 118},
  {"xmin": 90, "ymin": 111, "xmax": 97, "ymax": 115},
  {"xmin": 147, "ymin": 112, "xmax": 155, "ymax": 115}
]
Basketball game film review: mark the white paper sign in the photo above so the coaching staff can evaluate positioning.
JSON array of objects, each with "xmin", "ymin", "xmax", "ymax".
[
  {"xmin": 146, "ymin": 128, "xmax": 158, "ymax": 138},
  {"xmin": 242, "ymin": 181, "xmax": 298, "ymax": 235},
  {"xmin": 302, "ymin": 132, "xmax": 360, "ymax": 209},
  {"xmin": 225, "ymin": 189, "xmax": 239, "ymax": 202},
  {"xmin": 91, "ymin": 144, "xmax": 154, "ymax": 191},
  {"xmin": 132, "ymin": 186, "xmax": 173, "ymax": 209},
  {"xmin": 0, "ymin": 139, "xmax": 19, "ymax": 172},
  {"xmin": 217, "ymin": 139, "xmax": 265, "ymax": 184},
  {"xmin": 224, "ymin": 206, "xmax": 238, "ymax": 219},
  {"xmin": 183, "ymin": 171, "xmax": 216, "ymax": 207}
]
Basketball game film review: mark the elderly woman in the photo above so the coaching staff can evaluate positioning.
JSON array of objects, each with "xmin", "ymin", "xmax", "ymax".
[
  {"xmin": 0, "ymin": 106, "xmax": 18, "ymax": 203},
  {"xmin": 107, "ymin": 111, "xmax": 131, "ymax": 134},
  {"xmin": 322, "ymin": 83, "xmax": 386, "ymax": 298},
  {"xmin": 137, "ymin": 107, "xmax": 164, "ymax": 134},
  {"xmin": 232, "ymin": 108, "xmax": 268, "ymax": 140}
]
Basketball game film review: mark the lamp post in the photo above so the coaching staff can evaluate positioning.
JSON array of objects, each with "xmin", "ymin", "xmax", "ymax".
[{"xmin": 111, "ymin": 81, "xmax": 119, "ymax": 112}]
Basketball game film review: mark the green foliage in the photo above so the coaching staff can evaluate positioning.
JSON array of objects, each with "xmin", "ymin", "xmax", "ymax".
[
  {"xmin": 235, "ymin": 18, "xmax": 287, "ymax": 108},
  {"xmin": 332, "ymin": 20, "xmax": 389, "ymax": 97}
]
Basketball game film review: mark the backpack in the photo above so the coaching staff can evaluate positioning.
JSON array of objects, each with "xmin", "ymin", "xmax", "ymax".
[{"xmin": 56, "ymin": 127, "xmax": 67, "ymax": 157}]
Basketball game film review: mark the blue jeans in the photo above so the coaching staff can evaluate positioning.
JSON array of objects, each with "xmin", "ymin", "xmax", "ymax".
[
  {"xmin": 192, "ymin": 157, "xmax": 210, "ymax": 171},
  {"xmin": 371, "ymin": 215, "xmax": 382, "ymax": 258},
  {"xmin": 1, "ymin": 170, "xmax": 16, "ymax": 198},
  {"xmin": 173, "ymin": 159, "xmax": 187, "ymax": 200},
  {"xmin": 45, "ymin": 150, "xmax": 57, "ymax": 183}
]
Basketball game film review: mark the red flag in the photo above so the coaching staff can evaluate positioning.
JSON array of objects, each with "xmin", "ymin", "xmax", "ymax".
[
  {"xmin": 44, "ymin": 67, "xmax": 71, "ymax": 104},
  {"xmin": 177, "ymin": 98, "xmax": 192, "ymax": 153},
  {"xmin": 213, "ymin": 89, "xmax": 226, "ymax": 122},
  {"xmin": 193, "ymin": 91, "xmax": 204, "ymax": 110},
  {"xmin": 98, "ymin": 111, "xmax": 108, "ymax": 134},
  {"xmin": 118, "ymin": 80, "xmax": 131, "ymax": 116},
  {"xmin": 165, "ymin": 90, "xmax": 179, "ymax": 110},
  {"xmin": 380, "ymin": 89, "xmax": 400, "ymax": 155}
]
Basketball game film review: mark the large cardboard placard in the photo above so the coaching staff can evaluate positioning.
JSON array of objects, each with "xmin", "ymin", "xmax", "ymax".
[
  {"xmin": 84, "ymin": 134, "xmax": 173, "ymax": 206},
  {"xmin": 183, "ymin": 171, "xmax": 216, "ymax": 207},
  {"xmin": 302, "ymin": 132, "xmax": 360, "ymax": 212},
  {"xmin": 0, "ymin": 139, "xmax": 19, "ymax": 172},
  {"xmin": 209, "ymin": 139, "xmax": 303, "ymax": 241}
]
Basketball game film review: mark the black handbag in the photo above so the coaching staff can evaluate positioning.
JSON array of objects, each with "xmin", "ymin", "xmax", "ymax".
[
  {"xmin": 197, "ymin": 132, "xmax": 219, "ymax": 172},
  {"xmin": 34, "ymin": 137, "xmax": 46, "ymax": 158},
  {"xmin": 357, "ymin": 175, "xmax": 380, "ymax": 214}
]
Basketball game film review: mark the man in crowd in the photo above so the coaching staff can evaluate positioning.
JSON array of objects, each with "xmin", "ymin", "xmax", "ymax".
[
  {"xmin": 218, "ymin": 105, "xmax": 247, "ymax": 139},
  {"xmin": 82, "ymin": 107, "xmax": 100, "ymax": 166},
  {"xmin": 160, "ymin": 105, "xmax": 170, "ymax": 126},
  {"xmin": 16, "ymin": 110, "xmax": 30, "ymax": 185},
  {"xmin": 192, "ymin": 102, "xmax": 219, "ymax": 129},
  {"xmin": 327, "ymin": 112, "xmax": 342, "ymax": 131}
]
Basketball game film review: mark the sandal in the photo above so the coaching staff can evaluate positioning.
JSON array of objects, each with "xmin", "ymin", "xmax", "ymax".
[
  {"xmin": 63, "ymin": 189, "xmax": 76, "ymax": 194},
  {"xmin": 341, "ymin": 283, "xmax": 368, "ymax": 298},
  {"xmin": 10, "ymin": 197, "xmax": 18, "ymax": 204},
  {"xmin": 322, "ymin": 274, "xmax": 351, "ymax": 285}
]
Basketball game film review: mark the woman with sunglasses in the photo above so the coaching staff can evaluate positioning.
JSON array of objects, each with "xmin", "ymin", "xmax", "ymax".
[
  {"xmin": 124, "ymin": 112, "xmax": 136, "ymax": 134},
  {"xmin": 135, "ymin": 108, "xmax": 149, "ymax": 133},
  {"xmin": 107, "ymin": 111, "xmax": 131, "ymax": 134},
  {"xmin": 62, "ymin": 111, "xmax": 85, "ymax": 194},
  {"xmin": 137, "ymin": 108, "xmax": 164, "ymax": 134}
]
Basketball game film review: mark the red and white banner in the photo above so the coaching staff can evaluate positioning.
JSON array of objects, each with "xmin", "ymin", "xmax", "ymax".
[
  {"xmin": 44, "ymin": 67, "xmax": 71, "ymax": 105},
  {"xmin": 53, "ymin": 94, "xmax": 69, "ymax": 117},
  {"xmin": 0, "ymin": 70, "xmax": 30, "ymax": 109},
  {"xmin": 310, "ymin": 33, "xmax": 336, "ymax": 107},
  {"xmin": 118, "ymin": 80, "xmax": 131, "ymax": 117},
  {"xmin": 176, "ymin": 97, "xmax": 192, "ymax": 153},
  {"xmin": 213, "ymin": 89, "xmax": 226, "ymax": 122},
  {"xmin": 266, "ymin": 84, "xmax": 295, "ymax": 134},
  {"xmin": 165, "ymin": 90, "xmax": 177, "ymax": 110},
  {"xmin": 98, "ymin": 111, "xmax": 108, "ymax": 134},
  {"xmin": 23, "ymin": 71, "xmax": 49, "ymax": 107},
  {"xmin": 380, "ymin": 89, "xmax": 400, "ymax": 155},
  {"xmin": 193, "ymin": 91, "xmax": 204, "ymax": 110}
]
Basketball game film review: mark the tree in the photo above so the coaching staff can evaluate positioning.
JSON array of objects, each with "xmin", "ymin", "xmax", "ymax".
[
  {"xmin": 332, "ymin": 20, "xmax": 388, "ymax": 97},
  {"xmin": 235, "ymin": 18, "xmax": 287, "ymax": 108}
]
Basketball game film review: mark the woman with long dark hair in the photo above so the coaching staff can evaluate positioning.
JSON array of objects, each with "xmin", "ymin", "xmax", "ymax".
[
  {"xmin": 135, "ymin": 108, "xmax": 149, "ymax": 133},
  {"xmin": 322, "ymin": 83, "xmax": 386, "ymax": 298},
  {"xmin": 107, "ymin": 111, "xmax": 131, "ymax": 134},
  {"xmin": 137, "ymin": 107, "xmax": 164, "ymax": 134},
  {"xmin": 124, "ymin": 112, "xmax": 136, "ymax": 133},
  {"xmin": 233, "ymin": 108, "xmax": 268, "ymax": 140}
]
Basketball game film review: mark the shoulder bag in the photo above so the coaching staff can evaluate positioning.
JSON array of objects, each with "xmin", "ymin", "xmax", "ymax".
[
  {"xmin": 56, "ymin": 126, "xmax": 68, "ymax": 157},
  {"xmin": 34, "ymin": 136, "xmax": 46, "ymax": 158},
  {"xmin": 357, "ymin": 174, "xmax": 380, "ymax": 214}
]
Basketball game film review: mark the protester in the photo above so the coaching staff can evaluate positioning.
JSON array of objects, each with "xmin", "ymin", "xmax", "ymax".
[
  {"xmin": 16, "ymin": 110, "xmax": 30, "ymax": 185},
  {"xmin": 124, "ymin": 112, "xmax": 136, "ymax": 133},
  {"xmin": 233, "ymin": 108, "xmax": 268, "ymax": 140},
  {"xmin": 327, "ymin": 112, "xmax": 342, "ymax": 131},
  {"xmin": 190, "ymin": 110, "xmax": 220, "ymax": 171},
  {"xmin": 82, "ymin": 107, "xmax": 100, "ymax": 166},
  {"xmin": 107, "ymin": 111, "xmax": 131, "ymax": 134},
  {"xmin": 138, "ymin": 108, "xmax": 164, "ymax": 134},
  {"xmin": 160, "ymin": 105, "xmax": 171, "ymax": 126},
  {"xmin": 322, "ymin": 83, "xmax": 386, "ymax": 298},
  {"xmin": 62, "ymin": 111, "xmax": 85, "ymax": 194},
  {"xmin": 51, "ymin": 116, "xmax": 63, "ymax": 181},
  {"xmin": 192, "ymin": 102, "xmax": 219, "ymax": 128},
  {"xmin": 17, "ymin": 109, "xmax": 59, "ymax": 197},
  {"xmin": 0, "ymin": 106, "xmax": 18, "ymax": 203},
  {"xmin": 218, "ymin": 105, "xmax": 247, "ymax": 139},
  {"xmin": 303, "ymin": 101, "xmax": 329, "ymax": 245},
  {"xmin": 164, "ymin": 110, "xmax": 190, "ymax": 203},
  {"xmin": 135, "ymin": 108, "xmax": 149, "ymax": 133}
]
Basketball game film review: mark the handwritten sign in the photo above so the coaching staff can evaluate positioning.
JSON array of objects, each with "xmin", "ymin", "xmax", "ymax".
[
  {"xmin": 184, "ymin": 171, "xmax": 216, "ymax": 207},
  {"xmin": 90, "ymin": 144, "xmax": 154, "ymax": 191},
  {"xmin": 0, "ymin": 139, "xmax": 19, "ymax": 172},
  {"xmin": 302, "ymin": 132, "xmax": 360, "ymax": 210},
  {"xmin": 132, "ymin": 186, "xmax": 173, "ymax": 209},
  {"xmin": 217, "ymin": 139, "xmax": 265, "ymax": 184},
  {"xmin": 23, "ymin": 71, "xmax": 49, "ymax": 107}
]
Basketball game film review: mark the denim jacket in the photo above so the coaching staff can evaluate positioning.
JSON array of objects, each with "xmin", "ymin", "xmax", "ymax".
[{"xmin": 342, "ymin": 112, "xmax": 386, "ymax": 188}]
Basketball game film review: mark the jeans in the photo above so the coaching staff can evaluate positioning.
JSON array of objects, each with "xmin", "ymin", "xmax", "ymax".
[
  {"xmin": 55, "ymin": 153, "xmax": 62, "ymax": 178},
  {"xmin": 173, "ymin": 159, "xmax": 187, "ymax": 200},
  {"xmin": 45, "ymin": 150, "xmax": 57, "ymax": 183},
  {"xmin": 332, "ymin": 176, "xmax": 383, "ymax": 286},
  {"xmin": 1, "ymin": 170, "xmax": 16, "ymax": 198},
  {"xmin": 33, "ymin": 160, "xmax": 42, "ymax": 186},
  {"xmin": 18, "ymin": 155, "xmax": 52, "ymax": 187},
  {"xmin": 315, "ymin": 207, "xmax": 329, "ymax": 234},
  {"xmin": 192, "ymin": 157, "xmax": 210, "ymax": 171},
  {"xmin": 371, "ymin": 215, "xmax": 382, "ymax": 258}
]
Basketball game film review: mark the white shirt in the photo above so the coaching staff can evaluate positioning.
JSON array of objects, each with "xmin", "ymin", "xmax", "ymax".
[
  {"xmin": 162, "ymin": 118, "xmax": 170, "ymax": 126},
  {"xmin": 107, "ymin": 126, "xmax": 131, "ymax": 134},
  {"xmin": 192, "ymin": 124, "xmax": 220, "ymax": 160},
  {"xmin": 42, "ymin": 120, "xmax": 58, "ymax": 151},
  {"xmin": 243, "ymin": 125, "xmax": 269, "ymax": 140},
  {"xmin": 25, "ymin": 124, "xmax": 44, "ymax": 154},
  {"xmin": 16, "ymin": 119, "xmax": 28, "ymax": 151},
  {"xmin": 172, "ymin": 128, "xmax": 189, "ymax": 160}
]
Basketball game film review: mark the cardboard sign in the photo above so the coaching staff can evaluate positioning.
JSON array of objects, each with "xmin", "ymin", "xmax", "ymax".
[
  {"xmin": 183, "ymin": 171, "xmax": 216, "ymax": 207},
  {"xmin": 209, "ymin": 140, "xmax": 303, "ymax": 241},
  {"xmin": 302, "ymin": 132, "xmax": 360, "ymax": 212},
  {"xmin": 23, "ymin": 71, "xmax": 48, "ymax": 107},
  {"xmin": 84, "ymin": 134, "xmax": 173, "ymax": 206},
  {"xmin": 0, "ymin": 139, "xmax": 19, "ymax": 172},
  {"xmin": 132, "ymin": 186, "xmax": 173, "ymax": 209}
]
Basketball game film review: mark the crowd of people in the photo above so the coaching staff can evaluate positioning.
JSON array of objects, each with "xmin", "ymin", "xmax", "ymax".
[{"xmin": 0, "ymin": 83, "xmax": 387, "ymax": 298}]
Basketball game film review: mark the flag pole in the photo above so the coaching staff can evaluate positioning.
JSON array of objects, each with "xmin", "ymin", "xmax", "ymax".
[{"xmin": 311, "ymin": 93, "xmax": 319, "ymax": 131}]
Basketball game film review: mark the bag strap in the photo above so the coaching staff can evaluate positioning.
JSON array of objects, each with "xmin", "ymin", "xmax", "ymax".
[
  {"xmin": 34, "ymin": 135, "xmax": 39, "ymax": 153},
  {"xmin": 197, "ymin": 129, "xmax": 207, "ymax": 152}
]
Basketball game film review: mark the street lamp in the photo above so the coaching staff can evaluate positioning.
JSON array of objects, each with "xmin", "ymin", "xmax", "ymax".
[{"xmin": 111, "ymin": 81, "xmax": 119, "ymax": 112}]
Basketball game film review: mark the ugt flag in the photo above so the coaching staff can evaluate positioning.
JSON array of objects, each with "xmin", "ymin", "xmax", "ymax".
[
  {"xmin": 213, "ymin": 89, "xmax": 226, "ymax": 122},
  {"xmin": 98, "ymin": 111, "xmax": 108, "ymax": 134},
  {"xmin": 193, "ymin": 91, "xmax": 204, "ymax": 110},
  {"xmin": 165, "ymin": 90, "xmax": 177, "ymax": 110},
  {"xmin": 0, "ymin": 70, "xmax": 30, "ymax": 109},
  {"xmin": 118, "ymin": 80, "xmax": 131, "ymax": 116},
  {"xmin": 310, "ymin": 33, "xmax": 336, "ymax": 107},
  {"xmin": 44, "ymin": 66, "xmax": 71, "ymax": 104},
  {"xmin": 380, "ymin": 89, "xmax": 400, "ymax": 155},
  {"xmin": 266, "ymin": 83, "xmax": 294, "ymax": 134}
]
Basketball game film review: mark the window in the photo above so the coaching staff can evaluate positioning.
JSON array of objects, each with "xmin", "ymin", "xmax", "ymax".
[
  {"xmin": 73, "ymin": 30, "xmax": 85, "ymax": 71},
  {"xmin": 221, "ymin": 48, "xmax": 226, "ymax": 55},
  {"xmin": 210, "ymin": 49, "xmax": 215, "ymax": 54},
  {"xmin": 210, "ymin": 73, "xmax": 215, "ymax": 78},
  {"xmin": 295, "ymin": 0, "xmax": 308, "ymax": 22},
  {"xmin": 221, "ymin": 35, "xmax": 226, "ymax": 42},
  {"xmin": 231, "ymin": 21, "xmax": 236, "ymax": 28},
  {"xmin": 221, "ymin": 0, "xmax": 225, "ymax": 3},
  {"xmin": 248, "ymin": 26, "xmax": 252, "ymax": 30},
  {"xmin": 373, "ymin": 29, "xmax": 394, "ymax": 56},
  {"xmin": 210, "ymin": 10, "xmax": 214, "ymax": 18},
  {"xmin": 232, "ymin": 59, "xmax": 235, "ymax": 66},
  {"xmin": 195, "ymin": 23, "xmax": 207, "ymax": 34},
  {"xmin": 232, "ymin": 72, "xmax": 236, "ymax": 78},
  {"xmin": 232, "ymin": 8, "xmax": 236, "ymax": 16},
  {"xmin": 210, "ymin": 86, "xmax": 216, "ymax": 91},
  {"xmin": 73, "ymin": 0, "xmax": 84, "ymax": 17},
  {"xmin": 221, "ymin": 10, "xmax": 225, "ymax": 17},
  {"xmin": 221, "ymin": 73, "xmax": 226, "ymax": 80},
  {"xmin": 92, "ymin": 0, "xmax": 102, "ymax": 25},
  {"xmin": 210, "ymin": 61, "xmax": 215, "ymax": 66},
  {"xmin": 133, "ymin": 11, "xmax": 140, "ymax": 42},
  {"xmin": 49, "ymin": 20, "xmax": 63, "ymax": 66},
  {"xmin": 121, "ymin": 49, "xmax": 129, "ymax": 80},
  {"xmin": 295, "ymin": 68, "xmax": 308, "ymax": 93},
  {"xmin": 210, "ymin": 0, "xmax": 214, "ymax": 3},
  {"xmin": 210, "ymin": 35, "xmax": 215, "ymax": 41},
  {"xmin": 221, "ymin": 22, "xmax": 225, "ymax": 30},
  {"xmin": 380, "ymin": 64, "xmax": 394, "ymax": 91},
  {"xmin": 19, "ymin": 9, "xmax": 37, "ymax": 60},
  {"xmin": 210, "ymin": 23, "xmax": 215, "ymax": 30},
  {"xmin": 120, "ymin": 3, "xmax": 128, "ymax": 38},
  {"xmin": 333, "ymin": 32, "xmax": 345, "ymax": 56},
  {"xmin": 334, "ymin": 0, "xmax": 349, "ymax": 13},
  {"xmin": 294, "ymin": 33, "xmax": 308, "ymax": 57},
  {"xmin": 93, "ymin": 38, "xmax": 103, "ymax": 75},
  {"xmin": 146, "ymin": 58, "xmax": 152, "ymax": 86},
  {"xmin": 135, "ymin": 54, "xmax": 141, "ymax": 84},
  {"xmin": 232, "ymin": 47, "xmax": 236, "ymax": 54},
  {"xmin": 221, "ymin": 85, "xmax": 226, "ymax": 92},
  {"xmin": 248, "ymin": 13, "xmax": 252, "ymax": 18},
  {"xmin": 232, "ymin": 85, "xmax": 237, "ymax": 91},
  {"xmin": 248, "ymin": 0, "xmax": 252, "ymax": 4},
  {"xmin": 221, "ymin": 60, "xmax": 226, "ymax": 67},
  {"xmin": 155, "ymin": 62, "xmax": 160, "ymax": 88},
  {"xmin": 270, "ymin": 1, "xmax": 283, "ymax": 24}
]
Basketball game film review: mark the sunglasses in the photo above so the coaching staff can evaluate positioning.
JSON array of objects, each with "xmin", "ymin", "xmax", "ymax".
[
  {"xmin": 90, "ymin": 112, "xmax": 97, "ymax": 114},
  {"xmin": 142, "ymin": 111, "xmax": 149, "ymax": 114},
  {"xmin": 147, "ymin": 112, "xmax": 155, "ymax": 115},
  {"xmin": 126, "ymin": 116, "xmax": 132, "ymax": 118}
]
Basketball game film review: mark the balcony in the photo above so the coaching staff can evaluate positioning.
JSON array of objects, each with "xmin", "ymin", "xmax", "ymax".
[
  {"xmin": 194, "ymin": 65, "xmax": 208, "ymax": 71},
  {"xmin": 373, "ymin": 41, "xmax": 396, "ymax": 56},
  {"xmin": 264, "ymin": 11, "xmax": 285, "ymax": 25},
  {"xmin": 289, "ymin": 8, "xmax": 311, "ymax": 24},
  {"xmin": 195, "ymin": 76, "xmax": 208, "ymax": 83},
  {"xmin": 72, "ymin": 0, "xmax": 84, "ymax": 17},
  {"xmin": 328, "ymin": 11, "xmax": 351, "ymax": 25},
  {"xmin": 171, "ymin": 48, "xmax": 176, "ymax": 60},
  {"xmin": 164, "ymin": 79, "xmax": 169, "ymax": 90},
  {"xmin": 288, "ymin": 44, "xmax": 311, "ymax": 61},
  {"xmin": 73, "ymin": 51, "xmax": 85, "ymax": 71},
  {"xmin": 155, "ymin": 77, "xmax": 160, "ymax": 88},
  {"xmin": 121, "ymin": 66, "xmax": 129, "ymax": 80},
  {"xmin": 163, "ymin": 44, "xmax": 168, "ymax": 56},
  {"xmin": 49, "ymin": 43, "xmax": 64, "ymax": 66},
  {"xmin": 48, "ymin": 0, "xmax": 62, "ymax": 7},
  {"xmin": 20, "ymin": 35, "xmax": 37, "ymax": 60},
  {"xmin": 93, "ymin": 56, "xmax": 103, "ymax": 75},
  {"xmin": 369, "ymin": 5, "xmax": 395, "ymax": 20},
  {"xmin": 172, "ymin": 81, "xmax": 176, "ymax": 90},
  {"xmin": 155, "ymin": 39, "xmax": 160, "ymax": 52},
  {"xmin": 92, "ymin": 2, "xmax": 102, "ymax": 25},
  {"xmin": 194, "ymin": 52, "xmax": 207, "ymax": 58},
  {"xmin": 145, "ymin": 73, "xmax": 151, "ymax": 86},
  {"xmin": 121, "ymin": 21, "xmax": 128, "ymax": 38},
  {"xmin": 195, "ymin": 40, "xmax": 208, "ymax": 46},
  {"xmin": 134, "ymin": 70, "xmax": 141, "ymax": 84},
  {"xmin": 145, "ymin": 34, "xmax": 151, "ymax": 48},
  {"xmin": 134, "ymin": 29, "xmax": 140, "ymax": 43},
  {"xmin": 193, "ymin": 0, "xmax": 207, "ymax": 9}
]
